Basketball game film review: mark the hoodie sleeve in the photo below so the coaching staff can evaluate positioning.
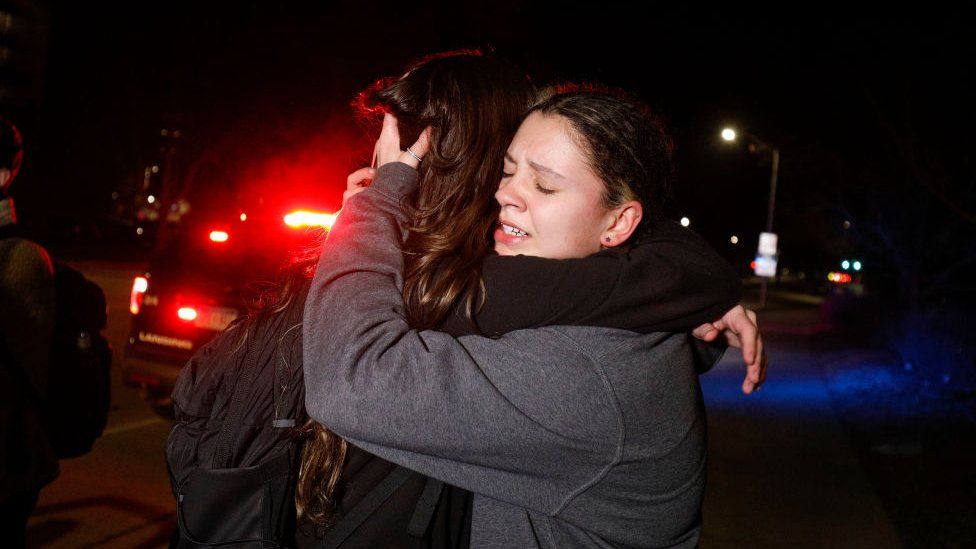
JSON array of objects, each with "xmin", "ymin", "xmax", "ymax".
[
  {"xmin": 303, "ymin": 163, "xmax": 621, "ymax": 515},
  {"xmin": 470, "ymin": 223, "xmax": 742, "ymax": 337}
]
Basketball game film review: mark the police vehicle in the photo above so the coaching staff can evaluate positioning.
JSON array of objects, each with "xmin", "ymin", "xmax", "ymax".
[{"xmin": 122, "ymin": 205, "xmax": 334, "ymax": 416}]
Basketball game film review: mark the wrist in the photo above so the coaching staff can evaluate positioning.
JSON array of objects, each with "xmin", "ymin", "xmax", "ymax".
[{"xmin": 370, "ymin": 162, "xmax": 419, "ymax": 200}]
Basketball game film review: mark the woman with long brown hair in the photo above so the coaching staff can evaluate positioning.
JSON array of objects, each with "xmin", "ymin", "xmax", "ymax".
[{"xmin": 294, "ymin": 50, "xmax": 543, "ymax": 546}]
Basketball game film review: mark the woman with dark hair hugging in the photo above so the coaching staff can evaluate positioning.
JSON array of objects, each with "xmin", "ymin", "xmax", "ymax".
[{"xmin": 302, "ymin": 76, "xmax": 766, "ymax": 547}]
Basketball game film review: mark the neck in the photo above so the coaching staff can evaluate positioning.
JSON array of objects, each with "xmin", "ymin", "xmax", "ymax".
[{"xmin": 0, "ymin": 197, "xmax": 15, "ymax": 228}]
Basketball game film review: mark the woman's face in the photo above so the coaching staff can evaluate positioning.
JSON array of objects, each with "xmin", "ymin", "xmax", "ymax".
[{"xmin": 494, "ymin": 112, "xmax": 616, "ymax": 259}]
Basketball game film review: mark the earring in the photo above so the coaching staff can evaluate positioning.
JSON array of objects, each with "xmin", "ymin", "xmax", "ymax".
[{"xmin": 604, "ymin": 236, "xmax": 612, "ymax": 243}]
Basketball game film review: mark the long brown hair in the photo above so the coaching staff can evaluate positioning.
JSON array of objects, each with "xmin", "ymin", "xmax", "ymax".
[
  {"xmin": 360, "ymin": 50, "xmax": 539, "ymax": 329},
  {"xmin": 296, "ymin": 50, "xmax": 537, "ymax": 529}
]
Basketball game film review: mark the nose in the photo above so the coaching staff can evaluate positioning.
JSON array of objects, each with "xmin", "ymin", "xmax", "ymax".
[{"xmin": 495, "ymin": 174, "xmax": 525, "ymax": 211}]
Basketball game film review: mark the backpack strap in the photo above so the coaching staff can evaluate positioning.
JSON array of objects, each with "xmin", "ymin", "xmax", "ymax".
[
  {"xmin": 407, "ymin": 477, "xmax": 444, "ymax": 537},
  {"xmin": 211, "ymin": 331, "xmax": 260, "ymax": 469},
  {"xmin": 273, "ymin": 282, "xmax": 310, "ymax": 430},
  {"xmin": 317, "ymin": 466, "xmax": 415, "ymax": 549}
]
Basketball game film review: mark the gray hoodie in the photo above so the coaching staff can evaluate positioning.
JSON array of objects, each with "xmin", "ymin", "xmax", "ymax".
[{"xmin": 303, "ymin": 163, "xmax": 723, "ymax": 548}]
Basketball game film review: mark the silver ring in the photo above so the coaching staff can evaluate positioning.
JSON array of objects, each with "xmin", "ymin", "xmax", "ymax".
[{"xmin": 405, "ymin": 147, "xmax": 422, "ymax": 163}]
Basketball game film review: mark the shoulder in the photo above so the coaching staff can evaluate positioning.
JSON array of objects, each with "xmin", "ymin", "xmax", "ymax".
[{"xmin": 0, "ymin": 237, "xmax": 55, "ymax": 285}]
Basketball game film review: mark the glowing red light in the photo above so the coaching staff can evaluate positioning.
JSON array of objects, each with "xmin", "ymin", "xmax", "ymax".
[
  {"xmin": 177, "ymin": 307, "xmax": 198, "ymax": 321},
  {"xmin": 209, "ymin": 230, "xmax": 229, "ymax": 242},
  {"xmin": 130, "ymin": 276, "xmax": 148, "ymax": 314},
  {"xmin": 284, "ymin": 210, "xmax": 337, "ymax": 229},
  {"xmin": 750, "ymin": 260, "xmax": 757, "ymax": 270},
  {"xmin": 827, "ymin": 272, "xmax": 852, "ymax": 284}
]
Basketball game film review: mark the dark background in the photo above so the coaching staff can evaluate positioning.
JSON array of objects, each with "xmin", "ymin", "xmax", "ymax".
[
  {"xmin": 5, "ymin": 6, "xmax": 976, "ymax": 546},
  {"xmin": 3, "ymin": 3, "xmax": 974, "ymax": 305}
]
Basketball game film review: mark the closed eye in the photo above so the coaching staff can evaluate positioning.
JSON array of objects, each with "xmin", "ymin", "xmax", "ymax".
[{"xmin": 535, "ymin": 181, "xmax": 556, "ymax": 195}]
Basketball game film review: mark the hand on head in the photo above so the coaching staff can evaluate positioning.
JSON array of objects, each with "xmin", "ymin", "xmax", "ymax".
[
  {"xmin": 376, "ymin": 113, "xmax": 430, "ymax": 169},
  {"xmin": 692, "ymin": 305, "xmax": 767, "ymax": 394},
  {"xmin": 344, "ymin": 114, "xmax": 432, "ymax": 208}
]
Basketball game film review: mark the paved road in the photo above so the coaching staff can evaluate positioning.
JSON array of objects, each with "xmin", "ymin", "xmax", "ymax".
[
  {"xmin": 26, "ymin": 261, "xmax": 901, "ymax": 547},
  {"xmin": 699, "ymin": 308, "xmax": 901, "ymax": 548}
]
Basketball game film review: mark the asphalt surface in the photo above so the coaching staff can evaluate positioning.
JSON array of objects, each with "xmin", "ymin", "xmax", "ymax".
[{"xmin": 25, "ymin": 261, "xmax": 902, "ymax": 548}]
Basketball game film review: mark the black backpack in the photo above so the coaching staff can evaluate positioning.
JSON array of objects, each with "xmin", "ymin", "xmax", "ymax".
[
  {"xmin": 166, "ymin": 281, "xmax": 448, "ymax": 548},
  {"xmin": 45, "ymin": 261, "xmax": 112, "ymax": 459},
  {"xmin": 166, "ymin": 281, "xmax": 308, "ymax": 548}
]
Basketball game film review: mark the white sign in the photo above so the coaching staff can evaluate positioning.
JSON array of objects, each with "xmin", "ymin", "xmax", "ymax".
[
  {"xmin": 758, "ymin": 232, "xmax": 778, "ymax": 256},
  {"xmin": 754, "ymin": 255, "xmax": 778, "ymax": 278}
]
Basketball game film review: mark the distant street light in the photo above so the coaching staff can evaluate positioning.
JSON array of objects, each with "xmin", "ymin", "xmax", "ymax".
[
  {"xmin": 680, "ymin": 217, "xmax": 690, "ymax": 227},
  {"xmin": 721, "ymin": 125, "xmax": 781, "ymax": 307},
  {"xmin": 730, "ymin": 235, "xmax": 739, "ymax": 244}
]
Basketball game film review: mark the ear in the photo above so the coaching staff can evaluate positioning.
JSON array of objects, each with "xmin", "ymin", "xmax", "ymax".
[{"xmin": 601, "ymin": 200, "xmax": 643, "ymax": 248}]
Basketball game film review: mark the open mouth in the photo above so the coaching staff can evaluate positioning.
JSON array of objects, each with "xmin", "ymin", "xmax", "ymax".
[{"xmin": 499, "ymin": 222, "xmax": 530, "ymax": 237}]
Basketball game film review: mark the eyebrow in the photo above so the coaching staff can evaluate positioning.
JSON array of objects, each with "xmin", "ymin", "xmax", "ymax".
[
  {"xmin": 529, "ymin": 160, "xmax": 565, "ymax": 179},
  {"xmin": 504, "ymin": 153, "xmax": 565, "ymax": 179}
]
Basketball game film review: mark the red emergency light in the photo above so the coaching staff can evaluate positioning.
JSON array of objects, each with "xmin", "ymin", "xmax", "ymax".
[
  {"xmin": 284, "ymin": 210, "xmax": 337, "ymax": 229},
  {"xmin": 209, "ymin": 230, "xmax": 230, "ymax": 243},
  {"xmin": 177, "ymin": 307, "xmax": 199, "ymax": 321},
  {"xmin": 130, "ymin": 276, "xmax": 149, "ymax": 314}
]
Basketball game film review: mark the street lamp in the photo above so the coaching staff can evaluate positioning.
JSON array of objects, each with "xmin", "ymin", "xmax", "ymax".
[{"xmin": 721, "ymin": 126, "xmax": 781, "ymax": 307}]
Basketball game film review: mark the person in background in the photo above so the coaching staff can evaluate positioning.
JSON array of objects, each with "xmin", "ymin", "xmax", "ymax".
[{"xmin": 0, "ymin": 117, "xmax": 59, "ymax": 548}]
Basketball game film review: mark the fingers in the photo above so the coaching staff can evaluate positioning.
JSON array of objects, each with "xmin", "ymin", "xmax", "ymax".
[
  {"xmin": 735, "ymin": 307, "xmax": 758, "ymax": 366},
  {"xmin": 375, "ymin": 113, "xmax": 403, "ymax": 167},
  {"xmin": 691, "ymin": 323, "xmax": 718, "ymax": 341},
  {"xmin": 347, "ymin": 167, "xmax": 376, "ymax": 190},
  {"xmin": 718, "ymin": 305, "xmax": 762, "ymax": 395},
  {"xmin": 742, "ymin": 331, "xmax": 767, "ymax": 395},
  {"xmin": 342, "ymin": 167, "xmax": 376, "ymax": 207},
  {"xmin": 398, "ymin": 126, "xmax": 432, "ymax": 169},
  {"xmin": 411, "ymin": 127, "xmax": 432, "ymax": 158}
]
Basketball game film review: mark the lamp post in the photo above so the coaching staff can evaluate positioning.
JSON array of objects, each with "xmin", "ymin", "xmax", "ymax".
[{"xmin": 722, "ymin": 127, "xmax": 781, "ymax": 307}]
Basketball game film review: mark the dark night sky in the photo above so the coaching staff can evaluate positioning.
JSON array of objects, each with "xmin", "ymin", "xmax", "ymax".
[{"xmin": 8, "ymin": 4, "xmax": 973, "ymax": 271}]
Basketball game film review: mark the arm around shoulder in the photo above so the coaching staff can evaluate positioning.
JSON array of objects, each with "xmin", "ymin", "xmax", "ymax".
[{"xmin": 302, "ymin": 164, "xmax": 619, "ymax": 514}]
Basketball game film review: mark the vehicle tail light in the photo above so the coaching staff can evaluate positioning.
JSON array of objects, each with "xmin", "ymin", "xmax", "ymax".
[
  {"xmin": 130, "ymin": 276, "xmax": 148, "ymax": 314},
  {"xmin": 177, "ymin": 307, "xmax": 198, "ymax": 321},
  {"xmin": 209, "ymin": 230, "xmax": 229, "ymax": 242},
  {"xmin": 284, "ymin": 210, "xmax": 337, "ymax": 229},
  {"xmin": 827, "ymin": 272, "xmax": 852, "ymax": 284}
]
